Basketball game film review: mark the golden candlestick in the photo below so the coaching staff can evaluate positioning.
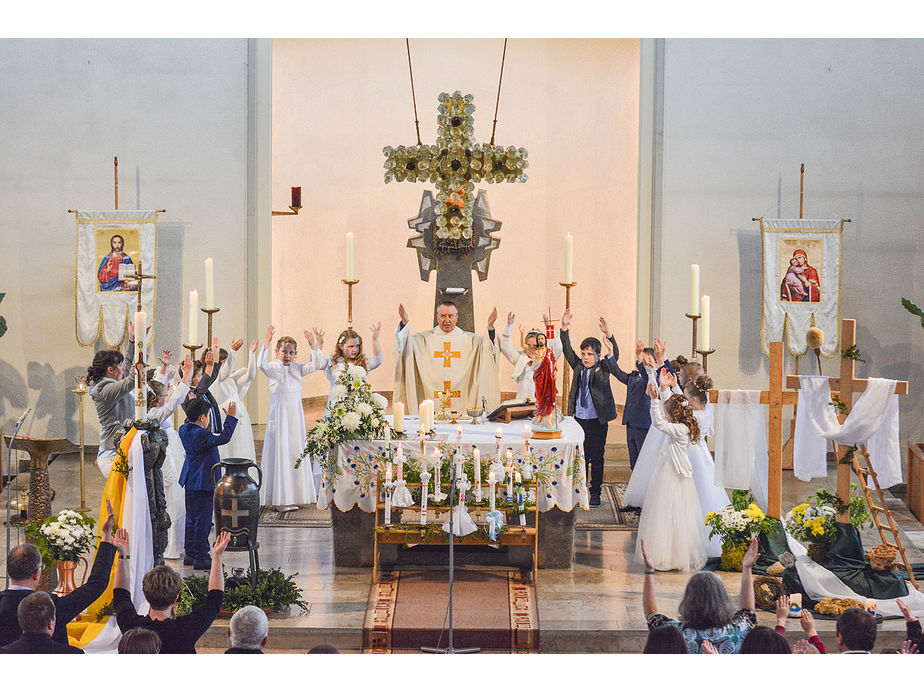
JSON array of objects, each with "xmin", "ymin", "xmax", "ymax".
[
  {"xmin": 71, "ymin": 381, "xmax": 91, "ymax": 512},
  {"xmin": 201, "ymin": 307, "xmax": 220, "ymax": 347},
  {"xmin": 695, "ymin": 348, "xmax": 715, "ymax": 373},
  {"xmin": 685, "ymin": 312, "xmax": 701, "ymax": 358},
  {"xmin": 271, "ymin": 204, "xmax": 302, "ymax": 216},
  {"xmin": 342, "ymin": 279, "xmax": 359, "ymax": 328},
  {"xmin": 559, "ymin": 281, "xmax": 577, "ymax": 409},
  {"xmin": 183, "ymin": 343, "xmax": 203, "ymax": 362}
]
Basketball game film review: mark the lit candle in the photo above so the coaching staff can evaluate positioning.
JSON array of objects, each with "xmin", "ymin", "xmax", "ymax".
[
  {"xmin": 188, "ymin": 290, "xmax": 198, "ymax": 345},
  {"xmin": 134, "ymin": 309, "xmax": 147, "ymax": 364},
  {"xmin": 385, "ymin": 462, "xmax": 393, "ymax": 483},
  {"xmin": 419, "ymin": 469, "xmax": 431, "ymax": 524},
  {"xmin": 346, "ymin": 232, "xmax": 355, "ymax": 281},
  {"xmin": 488, "ymin": 469, "xmax": 496, "ymax": 511},
  {"xmin": 505, "ymin": 448, "xmax": 514, "ymax": 499},
  {"xmin": 393, "ymin": 401, "xmax": 405, "ymax": 432},
  {"xmin": 564, "ymin": 233, "xmax": 574, "ymax": 284},
  {"xmin": 204, "ymin": 257, "xmax": 215, "ymax": 310},
  {"xmin": 473, "ymin": 447, "xmax": 482, "ymax": 502},
  {"xmin": 700, "ymin": 295, "xmax": 711, "ymax": 351},
  {"xmin": 690, "ymin": 264, "xmax": 700, "ymax": 316}
]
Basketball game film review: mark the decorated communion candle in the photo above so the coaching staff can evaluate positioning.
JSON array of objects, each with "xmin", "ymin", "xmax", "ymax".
[
  {"xmin": 495, "ymin": 427, "xmax": 503, "ymax": 467},
  {"xmin": 432, "ymin": 448, "xmax": 442, "ymax": 496},
  {"xmin": 384, "ymin": 424, "xmax": 391, "ymax": 447},
  {"xmin": 204, "ymin": 257, "xmax": 215, "ymax": 309},
  {"xmin": 393, "ymin": 401, "xmax": 405, "ymax": 432},
  {"xmin": 419, "ymin": 470, "xmax": 431, "ymax": 524},
  {"xmin": 488, "ymin": 469, "xmax": 496, "ymax": 511},
  {"xmin": 473, "ymin": 446, "xmax": 482, "ymax": 502},
  {"xmin": 134, "ymin": 309, "xmax": 147, "ymax": 364},
  {"xmin": 690, "ymin": 264, "xmax": 700, "ymax": 316},
  {"xmin": 396, "ymin": 444, "xmax": 405, "ymax": 480},
  {"xmin": 505, "ymin": 448, "xmax": 514, "ymax": 499}
]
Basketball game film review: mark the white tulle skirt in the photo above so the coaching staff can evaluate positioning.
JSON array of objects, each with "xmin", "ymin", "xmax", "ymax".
[
  {"xmin": 635, "ymin": 456, "xmax": 707, "ymax": 572},
  {"xmin": 260, "ymin": 391, "xmax": 317, "ymax": 506},
  {"xmin": 622, "ymin": 426, "xmax": 666, "ymax": 507},
  {"xmin": 688, "ymin": 441, "xmax": 730, "ymax": 557}
]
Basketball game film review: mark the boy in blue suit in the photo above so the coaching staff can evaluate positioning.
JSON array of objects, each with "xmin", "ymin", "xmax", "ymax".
[{"xmin": 179, "ymin": 397, "xmax": 237, "ymax": 569}]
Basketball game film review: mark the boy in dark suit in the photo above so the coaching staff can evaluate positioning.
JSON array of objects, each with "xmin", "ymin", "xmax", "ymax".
[
  {"xmin": 560, "ymin": 309, "xmax": 622, "ymax": 507},
  {"xmin": 179, "ymin": 397, "xmax": 237, "ymax": 569}
]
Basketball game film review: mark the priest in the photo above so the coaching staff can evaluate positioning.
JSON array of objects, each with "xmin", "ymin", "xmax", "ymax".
[{"xmin": 393, "ymin": 300, "xmax": 501, "ymax": 415}]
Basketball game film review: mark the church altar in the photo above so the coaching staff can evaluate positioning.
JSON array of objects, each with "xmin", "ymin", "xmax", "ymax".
[{"xmin": 316, "ymin": 416, "xmax": 589, "ymax": 569}]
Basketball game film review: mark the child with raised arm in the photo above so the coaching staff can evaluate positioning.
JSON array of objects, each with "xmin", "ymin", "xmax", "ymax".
[
  {"xmin": 318, "ymin": 323, "xmax": 383, "ymax": 409},
  {"xmin": 258, "ymin": 325, "xmax": 321, "ymax": 508},
  {"xmin": 210, "ymin": 337, "xmax": 259, "ymax": 462},
  {"xmin": 499, "ymin": 311, "xmax": 563, "ymax": 402},
  {"xmin": 635, "ymin": 382, "xmax": 706, "ymax": 572}
]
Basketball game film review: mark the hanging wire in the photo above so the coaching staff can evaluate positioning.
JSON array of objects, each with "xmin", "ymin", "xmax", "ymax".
[
  {"xmin": 406, "ymin": 39, "xmax": 422, "ymax": 146},
  {"xmin": 489, "ymin": 38, "xmax": 508, "ymax": 146}
]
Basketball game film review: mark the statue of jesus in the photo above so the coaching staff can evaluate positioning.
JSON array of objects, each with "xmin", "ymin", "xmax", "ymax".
[{"xmin": 393, "ymin": 300, "xmax": 501, "ymax": 415}]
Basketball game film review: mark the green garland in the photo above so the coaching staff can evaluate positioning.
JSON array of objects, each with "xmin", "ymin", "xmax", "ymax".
[{"xmin": 177, "ymin": 568, "xmax": 309, "ymax": 617}]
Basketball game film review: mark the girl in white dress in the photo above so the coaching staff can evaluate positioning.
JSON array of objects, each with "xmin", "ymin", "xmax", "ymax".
[
  {"xmin": 635, "ymin": 381, "xmax": 707, "ymax": 572},
  {"xmin": 684, "ymin": 374, "xmax": 730, "ymax": 558},
  {"xmin": 258, "ymin": 325, "xmax": 322, "ymax": 508},
  {"xmin": 210, "ymin": 338, "xmax": 259, "ymax": 462},
  {"xmin": 317, "ymin": 323, "xmax": 384, "ymax": 408}
]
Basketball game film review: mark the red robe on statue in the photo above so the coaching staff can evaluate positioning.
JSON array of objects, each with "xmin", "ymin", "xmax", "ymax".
[{"xmin": 533, "ymin": 348, "xmax": 557, "ymax": 417}]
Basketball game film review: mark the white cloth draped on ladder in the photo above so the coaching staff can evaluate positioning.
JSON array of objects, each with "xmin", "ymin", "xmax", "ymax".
[
  {"xmin": 793, "ymin": 376, "xmax": 901, "ymax": 488},
  {"xmin": 714, "ymin": 390, "xmax": 768, "ymax": 511}
]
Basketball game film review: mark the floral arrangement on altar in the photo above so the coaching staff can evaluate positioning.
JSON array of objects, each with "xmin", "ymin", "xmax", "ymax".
[
  {"xmin": 24, "ymin": 508, "xmax": 97, "ymax": 564},
  {"xmin": 705, "ymin": 491, "xmax": 778, "ymax": 570},
  {"xmin": 295, "ymin": 364, "xmax": 387, "ymax": 469},
  {"xmin": 785, "ymin": 485, "xmax": 872, "ymax": 548}
]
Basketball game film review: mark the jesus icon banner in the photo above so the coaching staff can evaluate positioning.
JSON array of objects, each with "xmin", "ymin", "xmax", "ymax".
[
  {"xmin": 760, "ymin": 218, "xmax": 843, "ymax": 357},
  {"xmin": 75, "ymin": 209, "xmax": 158, "ymax": 348}
]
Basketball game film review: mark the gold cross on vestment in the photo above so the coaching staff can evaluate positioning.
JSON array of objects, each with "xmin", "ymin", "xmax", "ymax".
[
  {"xmin": 221, "ymin": 498, "xmax": 248, "ymax": 528},
  {"xmin": 435, "ymin": 381, "xmax": 461, "ymax": 408},
  {"xmin": 434, "ymin": 341, "xmax": 461, "ymax": 368}
]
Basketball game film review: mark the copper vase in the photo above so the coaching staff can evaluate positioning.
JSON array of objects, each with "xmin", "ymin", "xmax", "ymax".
[{"xmin": 54, "ymin": 559, "xmax": 88, "ymax": 597}]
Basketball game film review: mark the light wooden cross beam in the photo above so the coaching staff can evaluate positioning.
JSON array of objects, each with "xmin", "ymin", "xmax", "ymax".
[
  {"xmin": 784, "ymin": 318, "xmax": 908, "ymax": 522},
  {"xmin": 709, "ymin": 340, "xmax": 797, "ymax": 518}
]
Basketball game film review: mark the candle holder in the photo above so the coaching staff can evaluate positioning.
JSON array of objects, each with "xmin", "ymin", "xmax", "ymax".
[
  {"xmin": 342, "ymin": 279, "xmax": 359, "ymax": 327},
  {"xmin": 201, "ymin": 307, "xmax": 220, "ymax": 346},
  {"xmin": 183, "ymin": 343, "xmax": 203, "ymax": 362},
  {"xmin": 695, "ymin": 348, "xmax": 715, "ymax": 372},
  {"xmin": 70, "ymin": 381, "xmax": 91, "ymax": 512},
  {"xmin": 685, "ymin": 312, "xmax": 701, "ymax": 358},
  {"xmin": 559, "ymin": 281, "xmax": 578, "ymax": 408}
]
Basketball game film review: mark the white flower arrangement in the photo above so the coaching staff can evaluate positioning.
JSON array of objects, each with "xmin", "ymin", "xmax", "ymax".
[
  {"xmin": 296, "ymin": 363, "xmax": 387, "ymax": 469},
  {"xmin": 26, "ymin": 508, "xmax": 97, "ymax": 563}
]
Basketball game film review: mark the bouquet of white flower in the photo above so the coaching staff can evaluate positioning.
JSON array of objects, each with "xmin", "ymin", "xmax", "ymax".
[
  {"xmin": 25, "ymin": 508, "xmax": 98, "ymax": 563},
  {"xmin": 296, "ymin": 363, "xmax": 388, "ymax": 469}
]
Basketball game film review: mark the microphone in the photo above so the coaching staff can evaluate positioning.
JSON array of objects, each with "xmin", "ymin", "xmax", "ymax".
[{"xmin": 15, "ymin": 407, "xmax": 32, "ymax": 428}]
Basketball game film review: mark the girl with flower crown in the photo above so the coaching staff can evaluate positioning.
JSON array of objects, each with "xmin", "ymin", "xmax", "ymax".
[
  {"xmin": 635, "ymin": 378, "xmax": 707, "ymax": 572},
  {"xmin": 317, "ymin": 323, "xmax": 384, "ymax": 410}
]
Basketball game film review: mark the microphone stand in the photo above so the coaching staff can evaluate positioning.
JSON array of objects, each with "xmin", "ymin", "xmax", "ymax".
[
  {"xmin": 421, "ymin": 455, "xmax": 479, "ymax": 654},
  {"xmin": 5, "ymin": 408, "xmax": 32, "ymax": 588}
]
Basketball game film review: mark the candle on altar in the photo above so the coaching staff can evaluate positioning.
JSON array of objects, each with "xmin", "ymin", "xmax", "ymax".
[
  {"xmin": 134, "ymin": 309, "xmax": 147, "ymax": 363},
  {"xmin": 432, "ymin": 448, "xmax": 442, "ymax": 497},
  {"xmin": 495, "ymin": 427, "xmax": 503, "ymax": 467},
  {"xmin": 456, "ymin": 424, "xmax": 463, "ymax": 446},
  {"xmin": 385, "ymin": 462, "xmax": 392, "ymax": 483},
  {"xmin": 419, "ymin": 400, "xmax": 434, "ymax": 431},
  {"xmin": 384, "ymin": 424, "xmax": 391, "ymax": 447},
  {"xmin": 204, "ymin": 257, "xmax": 215, "ymax": 310},
  {"xmin": 473, "ymin": 446, "xmax": 482, "ymax": 502},
  {"xmin": 455, "ymin": 451, "xmax": 464, "ymax": 481},
  {"xmin": 418, "ymin": 429, "xmax": 426, "ymax": 457},
  {"xmin": 564, "ymin": 233, "xmax": 574, "ymax": 284},
  {"xmin": 188, "ymin": 290, "xmax": 198, "ymax": 345},
  {"xmin": 690, "ymin": 264, "xmax": 700, "ymax": 316},
  {"xmin": 346, "ymin": 232, "xmax": 355, "ymax": 282},
  {"xmin": 488, "ymin": 469, "xmax": 496, "ymax": 511},
  {"xmin": 419, "ymin": 469, "xmax": 431, "ymax": 524},
  {"xmin": 517, "ymin": 485, "xmax": 526, "ymax": 526},
  {"xmin": 396, "ymin": 444, "xmax": 405, "ymax": 480},
  {"xmin": 505, "ymin": 448, "xmax": 514, "ymax": 499},
  {"xmin": 700, "ymin": 295, "xmax": 711, "ymax": 351},
  {"xmin": 393, "ymin": 401, "xmax": 405, "ymax": 432}
]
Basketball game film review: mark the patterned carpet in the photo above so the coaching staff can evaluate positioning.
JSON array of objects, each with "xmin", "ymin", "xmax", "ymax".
[{"xmin": 574, "ymin": 482, "xmax": 640, "ymax": 531}]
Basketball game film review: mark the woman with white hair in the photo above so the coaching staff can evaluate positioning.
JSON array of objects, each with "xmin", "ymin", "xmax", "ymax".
[
  {"xmin": 641, "ymin": 538, "xmax": 759, "ymax": 653},
  {"xmin": 225, "ymin": 605, "xmax": 269, "ymax": 654}
]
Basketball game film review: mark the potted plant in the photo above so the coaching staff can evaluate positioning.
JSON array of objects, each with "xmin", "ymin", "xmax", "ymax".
[
  {"xmin": 177, "ymin": 567, "xmax": 309, "ymax": 617},
  {"xmin": 705, "ymin": 491, "xmax": 778, "ymax": 571}
]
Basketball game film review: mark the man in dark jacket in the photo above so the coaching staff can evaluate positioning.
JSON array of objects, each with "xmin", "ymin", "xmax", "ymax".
[
  {"xmin": 0, "ymin": 500, "xmax": 119, "ymax": 647},
  {"xmin": 560, "ymin": 309, "xmax": 623, "ymax": 507},
  {"xmin": 0, "ymin": 591, "xmax": 83, "ymax": 654}
]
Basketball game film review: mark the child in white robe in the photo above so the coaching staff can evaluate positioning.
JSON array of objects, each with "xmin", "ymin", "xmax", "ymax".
[
  {"xmin": 210, "ymin": 338, "xmax": 258, "ymax": 462},
  {"xmin": 258, "ymin": 325, "xmax": 321, "ymax": 508},
  {"xmin": 635, "ymin": 382, "xmax": 707, "ymax": 572},
  {"xmin": 318, "ymin": 324, "xmax": 384, "ymax": 408}
]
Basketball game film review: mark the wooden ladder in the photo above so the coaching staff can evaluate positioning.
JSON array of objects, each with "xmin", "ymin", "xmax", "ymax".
[{"xmin": 851, "ymin": 444, "xmax": 918, "ymax": 590}]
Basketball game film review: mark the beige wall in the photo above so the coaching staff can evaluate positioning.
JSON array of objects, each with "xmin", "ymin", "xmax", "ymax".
[{"xmin": 272, "ymin": 39, "xmax": 640, "ymax": 402}]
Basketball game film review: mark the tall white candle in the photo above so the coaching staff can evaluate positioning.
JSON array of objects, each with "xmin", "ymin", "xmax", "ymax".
[
  {"xmin": 690, "ymin": 264, "xmax": 700, "ymax": 316},
  {"xmin": 564, "ymin": 233, "xmax": 574, "ymax": 284},
  {"xmin": 419, "ymin": 470, "xmax": 430, "ymax": 524},
  {"xmin": 700, "ymin": 295, "xmax": 711, "ymax": 351},
  {"xmin": 505, "ymin": 448, "xmax": 514, "ymax": 499},
  {"xmin": 473, "ymin": 447, "xmax": 481, "ymax": 502},
  {"xmin": 396, "ymin": 444, "xmax": 405, "ymax": 480},
  {"xmin": 188, "ymin": 290, "xmax": 198, "ymax": 345},
  {"xmin": 384, "ymin": 424, "xmax": 391, "ymax": 447},
  {"xmin": 346, "ymin": 232, "xmax": 355, "ymax": 281},
  {"xmin": 432, "ymin": 449, "xmax": 442, "ymax": 498},
  {"xmin": 488, "ymin": 469, "xmax": 496, "ymax": 511},
  {"xmin": 393, "ymin": 402, "xmax": 405, "ymax": 432},
  {"xmin": 134, "ymin": 309, "xmax": 147, "ymax": 364},
  {"xmin": 204, "ymin": 257, "xmax": 215, "ymax": 309}
]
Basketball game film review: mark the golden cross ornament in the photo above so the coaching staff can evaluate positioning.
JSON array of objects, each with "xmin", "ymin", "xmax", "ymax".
[
  {"xmin": 384, "ymin": 91, "xmax": 528, "ymax": 250},
  {"xmin": 434, "ymin": 341, "xmax": 461, "ymax": 367}
]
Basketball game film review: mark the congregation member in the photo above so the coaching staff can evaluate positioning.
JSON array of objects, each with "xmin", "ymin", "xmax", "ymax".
[
  {"xmin": 498, "ymin": 311, "xmax": 562, "ymax": 402},
  {"xmin": 87, "ymin": 323, "xmax": 136, "ymax": 478},
  {"xmin": 897, "ymin": 598, "xmax": 923, "ymax": 652},
  {"xmin": 642, "ymin": 624, "xmax": 687, "ymax": 654},
  {"xmin": 117, "ymin": 627, "xmax": 162, "ymax": 654},
  {"xmin": 225, "ymin": 605, "xmax": 269, "ymax": 653},
  {"xmin": 836, "ymin": 608, "xmax": 877, "ymax": 653},
  {"xmin": 113, "ymin": 528, "xmax": 231, "ymax": 654},
  {"xmin": 0, "ymin": 500, "xmax": 119, "ymax": 646},
  {"xmin": 0, "ymin": 592, "xmax": 83, "ymax": 654}
]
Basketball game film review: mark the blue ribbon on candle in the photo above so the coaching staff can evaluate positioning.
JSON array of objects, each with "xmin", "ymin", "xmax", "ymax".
[{"xmin": 487, "ymin": 509, "xmax": 504, "ymax": 541}]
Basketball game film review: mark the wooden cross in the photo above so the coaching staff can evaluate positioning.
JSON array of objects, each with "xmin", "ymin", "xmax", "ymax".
[
  {"xmin": 435, "ymin": 381, "xmax": 461, "ymax": 408},
  {"xmin": 784, "ymin": 318, "xmax": 909, "ymax": 521},
  {"xmin": 710, "ymin": 341, "xmax": 798, "ymax": 519},
  {"xmin": 124, "ymin": 258, "xmax": 156, "ymax": 313},
  {"xmin": 433, "ymin": 341, "xmax": 461, "ymax": 368},
  {"xmin": 221, "ymin": 498, "xmax": 249, "ymax": 528}
]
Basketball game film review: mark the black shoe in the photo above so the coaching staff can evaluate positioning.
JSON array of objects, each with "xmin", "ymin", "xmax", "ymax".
[
  {"xmin": 193, "ymin": 561, "xmax": 211, "ymax": 570},
  {"xmin": 589, "ymin": 495, "xmax": 601, "ymax": 507}
]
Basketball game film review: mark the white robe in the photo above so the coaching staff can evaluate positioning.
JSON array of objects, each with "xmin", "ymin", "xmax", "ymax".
[
  {"xmin": 689, "ymin": 405, "xmax": 729, "ymax": 557},
  {"xmin": 498, "ymin": 330, "xmax": 563, "ymax": 401},
  {"xmin": 209, "ymin": 349, "xmax": 258, "ymax": 462},
  {"xmin": 393, "ymin": 323, "xmax": 500, "ymax": 414},
  {"xmin": 258, "ymin": 346, "xmax": 321, "ymax": 506}
]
